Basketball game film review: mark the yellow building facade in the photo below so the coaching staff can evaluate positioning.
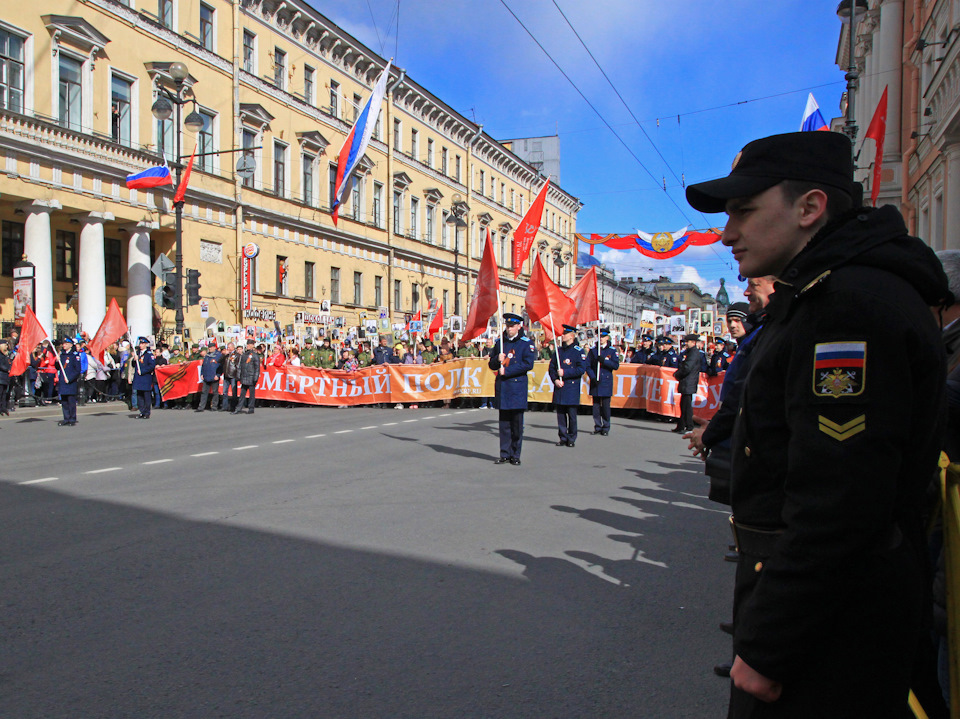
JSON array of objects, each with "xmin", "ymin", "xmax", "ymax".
[{"xmin": 0, "ymin": 0, "xmax": 581, "ymax": 343}]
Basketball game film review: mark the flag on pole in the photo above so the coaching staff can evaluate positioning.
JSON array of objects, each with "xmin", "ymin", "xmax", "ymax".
[
  {"xmin": 428, "ymin": 302, "xmax": 444, "ymax": 338},
  {"xmin": 800, "ymin": 93, "xmax": 829, "ymax": 132},
  {"xmin": 566, "ymin": 266, "xmax": 600, "ymax": 325},
  {"xmin": 462, "ymin": 228, "xmax": 501, "ymax": 342},
  {"xmin": 513, "ymin": 178, "xmax": 551, "ymax": 278},
  {"xmin": 405, "ymin": 310, "xmax": 421, "ymax": 330},
  {"xmin": 332, "ymin": 61, "xmax": 392, "ymax": 226},
  {"xmin": 9, "ymin": 306, "xmax": 49, "ymax": 377},
  {"xmin": 525, "ymin": 254, "xmax": 575, "ymax": 336},
  {"xmin": 126, "ymin": 165, "xmax": 173, "ymax": 189},
  {"xmin": 864, "ymin": 86, "xmax": 889, "ymax": 206},
  {"xmin": 87, "ymin": 298, "xmax": 128, "ymax": 363},
  {"xmin": 172, "ymin": 143, "xmax": 197, "ymax": 205}
]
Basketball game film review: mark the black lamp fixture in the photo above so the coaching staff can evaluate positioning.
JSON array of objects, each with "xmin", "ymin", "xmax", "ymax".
[
  {"xmin": 836, "ymin": 0, "xmax": 869, "ymax": 144},
  {"xmin": 444, "ymin": 194, "xmax": 470, "ymax": 315}
]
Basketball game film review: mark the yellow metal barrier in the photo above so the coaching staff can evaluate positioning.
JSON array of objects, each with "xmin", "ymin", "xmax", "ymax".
[{"xmin": 942, "ymin": 458, "xmax": 960, "ymax": 719}]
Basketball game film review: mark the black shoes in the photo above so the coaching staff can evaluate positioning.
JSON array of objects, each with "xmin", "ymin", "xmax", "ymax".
[
  {"xmin": 556, "ymin": 440, "xmax": 567, "ymax": 446},
  {"xmin": 509, "ymin": 458, "xmax": 521, "ymax": 465},
  {"xmin": 724, "ymin": 550, "xmax": 739, "ymax": 562},
  {"xmin": 567, "ymin": 441, "xmax": 575, "ymax": 447},
  {"xmin": 495, "ymin": 457, "xmax": 509, "ymax": 464}
]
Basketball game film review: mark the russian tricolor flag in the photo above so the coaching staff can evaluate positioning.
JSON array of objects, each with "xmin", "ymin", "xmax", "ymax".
[
  {"xmin": 126, "ymin": 165, "xmax": 173, "ymax": 189},
  {"xmin": 800, "ymin": 93, "xmax": 829, "ymax": 132},
  {"xmin": 332, "ymin": 61, "xmax": 392, "ymax": 225}
]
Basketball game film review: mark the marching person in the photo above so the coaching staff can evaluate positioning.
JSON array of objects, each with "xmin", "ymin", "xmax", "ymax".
[
  {"xmin": 487, "ymin": 313, "xmax": 536, "ymax": 465},
  {"xmin": 233, "ymin": 339, "xmax": 261, "ymax": 415},
  {"xmin": 317, "ymin": 336, "xmax": 337, "ymax": 369},
  {"xmin": 686, "ymin": 130, "xmax": 950, "ymax": 717},
  {"xmin": 586, "ymin": 328, "xmax": 620, "ymax": 436},
  {"xmin": 56, "ymin": 336, "xmax": 83, "ymax": 426},
  {"xmin": 548, "ymin": 324, "xmax": 587, "ymax": 447},
  {"xmin": 673, "ymin": 333, "xmax": 701, "ymax": 433},
  {"xmin": 132, "ymin": 337, "xmax": 156, "ymax": 419},
  {"xmin": 197, "ymin": 344, "xmax": 222, "ymax": 411},
  {"xmin": 0, "ymin": 340, "xmax": 10, "ymax": 417}
]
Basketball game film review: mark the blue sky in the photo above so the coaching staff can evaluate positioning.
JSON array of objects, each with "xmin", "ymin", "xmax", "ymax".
[{"xmin": 315, "ymin": 1, "xmax": 847, "ymax": 300}]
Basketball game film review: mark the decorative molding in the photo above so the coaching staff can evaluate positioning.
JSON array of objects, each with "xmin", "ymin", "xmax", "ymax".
[{"xmin": 239, "ymin": 103, "xmax": 275, "ymax": 131}]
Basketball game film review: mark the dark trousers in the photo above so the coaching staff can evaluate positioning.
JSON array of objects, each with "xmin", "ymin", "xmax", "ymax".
[
  {"xmin": 221, "ymin": 377, "xmax": 238, "ymax": 410},
  {"xmin": 237, "ymin": 384, "xmax": 256, "ymax": 412},
  {"xmin": 498, "ymin": 408, "xmax": 524, "ymax": 459},
  {"xmin": 0, "ymin": 383, "xmax": 7, "ymax": 413},
  {"xmin": 556, "ymin": 405, "xmax": 578, "ymax": 443},
  {"xmin": 60, "ymin": 393, "xmax": 77, "ymax": 423},
  {"xmin": 198, "ymin": 379, "xmax": 220, "ymax": 410},
  {"xmin": 137, "ymin": 390, "xmax": 152, "ymax": 417},
  {"xmin": 592, "ymin": 396, "xmax": 611, "ymax": 432},
  {"xmin": 678, "ymin": 393, "xmax": 693, "ymax": 430}
]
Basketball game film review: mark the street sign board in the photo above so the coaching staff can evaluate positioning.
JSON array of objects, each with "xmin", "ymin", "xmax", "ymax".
[{"xmin": 151, "ymin": 254, "xmax": 175, "ymax": 278}]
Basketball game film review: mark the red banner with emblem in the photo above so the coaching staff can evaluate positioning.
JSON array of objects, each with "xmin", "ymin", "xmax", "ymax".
[{"xmin": 156, "ymin": 360, "xmax": 722, "ymax": 419}]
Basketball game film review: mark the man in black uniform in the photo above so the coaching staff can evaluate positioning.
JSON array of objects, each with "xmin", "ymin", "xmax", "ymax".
[
  {"xmin": 586, "ymin": 328, "xmax": 620, "ymax": 435},
  {"xmin": 673, "ymin": 333, "xmax": 701, "ymax": 433},
  {"xmin": 488, "ymin": 313, "xmax": 536, "ymax": 465},
  {"xmin": 633, "ymin": 335, "xmax": 655, "ymax": 364},
  {"xmin": 548, "ymin": 324, "xmax": 587, "ymax": 447},
  {"xmin": 57, "ymin": 336, "xmax": 83, "ymax": 426},
  {"xmin": 687, "ymin": 131, "xmax": 950, "ymax": 718}
]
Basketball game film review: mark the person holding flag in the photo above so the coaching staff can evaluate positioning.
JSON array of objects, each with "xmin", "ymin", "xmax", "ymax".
[
  {"xmin": 132, "ymin": 337, "xmax": 156, "ymax": 419},
  {"xmin": 548, "ymin": 324, "xmax": 587, "ymax": 447},
  {"xmin": 487, "ymin": 313, "xmax": 536, "ymax": 465},
  {"xmin": 586, "ymin": 328, "xmax": 620, "ymax": 436},
  {"xmin": 56, "ymin": 336, "xmax": 83, "ymax": 426}
]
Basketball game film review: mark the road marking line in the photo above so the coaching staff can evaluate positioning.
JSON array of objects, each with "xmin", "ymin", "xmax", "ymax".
[
  {"xmin": 143, "ymin": 459, "xmax": 173, "ymax": 465},
  {"xmin": 233, "ymin": 445, "xmax": 257, "ymax": 450},
  {"xmin": 437, "ymin": 413, "xmax": 451, "ymax": 417},
  {"xmin": 19, "ymin": 477, "xmax": 58, "ymax": 485},
  {"xmin": 381, "ymin": 422, "xmax": 398, "ymax": 426},
  {"xmin": 304, "ymin": 433, "xmax": 326, "ymax": 438},
  {"xmin": 334, "ymin": 429, "xmax": 353, "ymax": 434},
  {"xmin": 422, "ymin": 416, "xmax": 436, "ymax": 420},
  {"xmin": 402, "ymin": 419, "xmax": 418, "ymax": 423},
  {"xmin": 360, "ymin": 425, "xmax": 377, "ymax": 430},
  {"xmin": 85, "ymin": 467, "xmax": 122, "ymax": 474},
  {"xmin": 272, "ymin": 439, "xmax": 295, "ymax": 444},
  {"xmin": 191, "ymin": 451, "xmax": 219, "ymax": 457}
]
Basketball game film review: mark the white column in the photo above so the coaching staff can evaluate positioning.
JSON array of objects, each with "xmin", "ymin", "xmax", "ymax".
[
  {"xmin": 76, "ymin": 211, "xmax": 114, "ymax": 336},
  {"xmin": 124, "ymin": 221, "xmax": 157, "ymax": 342},
  {"xmin": 20, "ymin": 199, "xmax": 61, "ymax": 338},
  {"xmin": 944, "ymin": 144, "xmax": 960, "ymax": 251},
  {"xmin": 877, "ymin": 0, "xmax": 903, "ymax": 156}
]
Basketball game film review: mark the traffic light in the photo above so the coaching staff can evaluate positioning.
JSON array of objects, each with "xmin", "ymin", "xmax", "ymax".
[
  {"xmin": 185, "ymin": 269, "xmax": 201, "ymax": 306},
  {"xmin": 159, "ymin": 271, "xmax": 176, "ymax": 309}
]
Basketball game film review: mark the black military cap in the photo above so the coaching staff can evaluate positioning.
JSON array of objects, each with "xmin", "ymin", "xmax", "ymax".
[
  {"xmin": 661, "ymin": 336, "xmax": 674, "ymax": 345},
  {"xmin": 561, "ymin": 324, "xmax": 577, "ymax": 334},
  {"xmin": 686, "ymin": 131, "xmax": 855, "ymax": 214},
  {"xmin": 683, "ymin": 333, "xmax": 700, "ymax": 342},
  {"xmin": 726, "ymin": 302, "xmax": 749, "ymax": 320},
  {"xmin": 60, "ymin": 336, "xmax": 75, "ymax": 346},
  {"xmin": 503, "ymin": 313, "xmax": 523, "ymax": 326},
  {"xmin": 599, "ymin": 327, "xmax": 611, "ymax": 337}
]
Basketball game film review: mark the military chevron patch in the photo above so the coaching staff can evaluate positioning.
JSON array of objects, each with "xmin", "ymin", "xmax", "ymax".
[{"xmin": 818, "ymin": 414, "xmax": 865, "ymax": 441}]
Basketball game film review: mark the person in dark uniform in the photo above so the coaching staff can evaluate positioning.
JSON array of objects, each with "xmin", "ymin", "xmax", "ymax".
[
  {"xmin": 487, "ymin": 313, "xmax": 536, "ymax": 465},
  {"xmin": 548, "ymin": 324, "xmax": 587, "ymax": 447},
  {"xmin": 687, "ymin": 130, "xmax": 950, "ymax": 718},
  {"xmin": 673, "ymin": 333, "xmax": 701, "ymax": 433},
  {"xmin": 633, "ymin": 335, "xmax": 655, "ymax": 364},
  {"xmin": 132, "ymin": 337, "xmax": 156, "ymax": 419},
  {"xmin": 57, "ymin": 336, "xmax": 82, "ymax": 426},
  {"xmin": 586, "ymin": 328, "xmax": 620, "ymax": 435}
]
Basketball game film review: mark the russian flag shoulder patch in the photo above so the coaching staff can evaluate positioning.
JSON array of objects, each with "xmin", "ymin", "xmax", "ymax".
[{"xmin": 813, "ymin": 341, "xmax": 866, "ymax": 398}]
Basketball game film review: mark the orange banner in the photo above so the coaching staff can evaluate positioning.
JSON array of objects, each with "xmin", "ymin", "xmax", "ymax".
[{"xmin": 156, "ymin": 360, "xmax": 723, "ymax": 418}]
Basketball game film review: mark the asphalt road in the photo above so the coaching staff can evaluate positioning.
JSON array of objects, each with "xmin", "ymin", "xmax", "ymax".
[{"xmin": 0, "ymin": 400, "xmax": 734, "ymax": 718}]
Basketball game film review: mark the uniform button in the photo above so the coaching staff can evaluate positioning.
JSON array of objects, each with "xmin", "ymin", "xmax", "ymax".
[
  {"xmin": 744, "ymin": 446, "xmax": 752, "ymax": 457},
  {"xmin": 754, "ymin": 561, "xmax": 763, "ymax": 572}
]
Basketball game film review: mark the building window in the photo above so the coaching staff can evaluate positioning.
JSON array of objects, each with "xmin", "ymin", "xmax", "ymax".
[
  {"xmin": 351, "ymin": 179, "xmax": 361, "ymax": 220},
  {"xmin": 330, "ymin": 267, "xmax": 340, "ymax": 303},
  {"xmin": 441, "ymin": 147, "xmax": 448, "ymax": 176},
  {"xmin": 158, "ymin": 0, "xmax": 173, "ymax": 29},
  {"xmin": 500, "ymin": 182, "xmax": 505, "ymax": 205},
  {"xmin": 0, "ymin": 30, "xmax": 24, "ymax": 114},
  {"xmin": 273, "ymin": 47, "xmax": 286, "ymax": 90},
  {"xmin": 105, "ymin": 238, "xmax": 123, "ymax": 287},
  {"xmin": 111, "ymin": 74, "xmax": 133, "ymax": 147},
  {"xmin": 372, "ymin": 181, "xmax": 383, "ymax": 227},
  {"xmin": 242, "ymin": 30, "xmax": 255, "ymax": 73},
  {"xmin": 276, "ymin": 256, "xmax": 288, "ymax": 295},
  {"xmin": 374, "ymin": 275, "xmax": 383, "ymax": 308},
  {"xmin": 58, "ymin": 54, "xmax": 83, "ymax": 132},
  {"xmin": 412, "ymin": 283, "xmax": 420, "ymax": 312},
  {"xmin": 353, "ymin": 271, "xmax": 362, "ymax": 305},
  {"xmin": 409, "ymin": 196, "xmax": 419, "ymax": 238},
  {"xmin": 241, "ymin": 129, "xmax": 256, "ymax": 188},
  {"xmin": 302, "ymin": 153, "xmax": 314, "ymax": 206},
  {"xmin": 1, "ymin": 220, "xmax": 24, "ymax": 276},
  {"xmin": 393, "ymin": 190, "xmax": 402, "ymax": 234},
  {"xmin": 329, "ymin": 80, "xmax": 339, "ymax": 118},
  {"xmin": 393, "ymin": 118, "xmax": 402, "ymax": 151},
  {"xmin": 479, "ymin": 169, "xmax": 484, "ymax": 194},
  {"xmin": 443, "ymin": 290, "xmax": 449, "ymax": 312},
  {"xmin": 305, "ymin": 261, "xmax": 315, "ymax": 299},
  {"xmin": 500, "ymin": 233, "xmax": 509, "ymax": 269},
  {"xmin": 490, "ymin": 175, "xmax": 495, "ymax": 197},
  {"xmin": 353, "ymin": 93, "xmax": 361, "ymax": 122},
  {"xmin": 394, "ymin": 279, "xmax": 402, "ymax": 312},
  {"xmin": 410, "ymin": 128, "xmax": 418, "ymax": 158},
  {"xmin": 426, "ymin": 205, "xmax": 435, "ymax": 244},
  {"xmin": 56, "ymin": 230, "xmax": 77, "ymax": 282},
  {"xmin": 426, "ymin": 138, "xmax": 434, "ymax": 167},
  {"xmin": 328, "ymin": 163, "xmax": 338, "ymax": 209},
  {"xmin": 510, "ymin": 189, "xmax": 515, "ymax": 211},
  {"xmin": 273, "ymin": 141, "xmax": 287, "ymax": 197},
  {"xmin": 441, "ymin": 210, "xmax": 449, "ymax": 248},
  {"xmin": 197, "ymin": 110, "xmax": 215, "ymax": 172},
  {"xmin": 199, "ymin": 3, "xmax": 215, "ymax": 51},
  {"xmin": 303, "ymin": 65, "xmax": 314, "ymax": 105},
  {"xmin": 455, "ymin": 155, "xmax": 461, "ymax": 182}
]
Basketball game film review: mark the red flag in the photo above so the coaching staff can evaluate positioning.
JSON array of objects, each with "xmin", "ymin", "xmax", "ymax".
[
  {"xmin": 864, "ymin": 86, "xmax": 888, "ymax": 207},
  {"xmin": 428, "ymin": 302, "xmax": 444, "ymax": 338},
  {"xmin": 10, "ymin": 306, "xmax": 49, "ymax": 377},
  {"xmin": 566, "ymin": 266, "xmax": 600, "ymax": 325},
  {"xmin": 513, "ymin": 178, "xmax": 551, "ymax": 278},
  {"xmin": 173, "ymin": 143, "xmax": 197, "ymax": 205},
  {"xmin": 525, "ymin": 254, "xmax": 575, "ymax": 336},
  {"xmin": 87, "ymin": 298, "xmax": 128, "ymax": 363},
  {"xmin": 462, "ymin": 228, "xmax": 501, "ymax": 342},
  {"xmin": 406, "ymin": 310, "xmax": 421, "ymax": 331}
]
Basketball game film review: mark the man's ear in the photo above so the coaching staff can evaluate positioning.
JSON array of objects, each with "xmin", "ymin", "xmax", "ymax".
[{"xmin": 797, "ymin": 189, "xmax": 829, "ymax": 229}]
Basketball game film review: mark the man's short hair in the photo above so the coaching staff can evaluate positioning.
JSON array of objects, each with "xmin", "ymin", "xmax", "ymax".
[{"xmin": 779, "ymin": 179, "xmax": 854, "ymax": 221}]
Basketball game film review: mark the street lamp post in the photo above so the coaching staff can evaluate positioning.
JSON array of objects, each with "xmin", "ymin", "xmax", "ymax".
[
  {"xmin": 550, "ymin": 243, "xmax": 572, "ymax": 285},
  {"xmin": 151, "ymin": 61, "xmax": 204, "ymax": 337},
  {"xmin": 837, "ymin": 0, "xmax": 868, "ymax": 143},
  {"xmin": 445, "ymin": 195, "xmax": 469, "ymax": 316}
]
